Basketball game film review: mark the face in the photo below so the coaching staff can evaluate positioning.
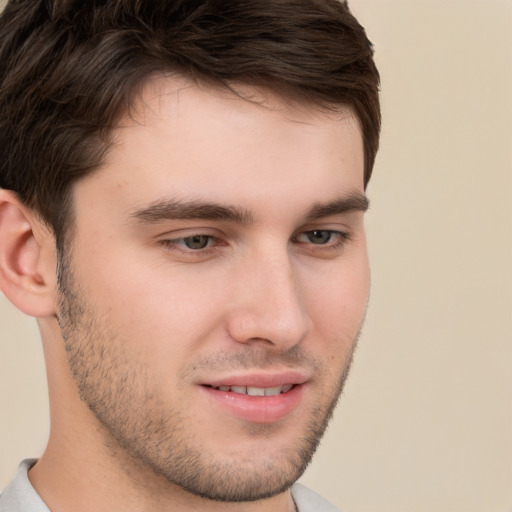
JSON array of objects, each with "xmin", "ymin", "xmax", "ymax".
[{"xmin": 57, "ymin": 78, "xmax": 369, "ymax": 502}]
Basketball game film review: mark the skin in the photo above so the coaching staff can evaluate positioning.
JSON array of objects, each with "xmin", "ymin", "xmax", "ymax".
[{"xmin": 0, "ymin": 77, "xmax": 369, "ymax": 512}]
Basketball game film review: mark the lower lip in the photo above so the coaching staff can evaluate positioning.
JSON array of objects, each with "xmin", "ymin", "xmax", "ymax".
[{"xmin": 200, "ymin": 384, "xmax": 304, "ymax": 423}]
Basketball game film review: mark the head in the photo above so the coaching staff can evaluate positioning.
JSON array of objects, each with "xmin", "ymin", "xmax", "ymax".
[{"xmin": 0, "ymin": 0, "xmax": 380, "ymax": 505}]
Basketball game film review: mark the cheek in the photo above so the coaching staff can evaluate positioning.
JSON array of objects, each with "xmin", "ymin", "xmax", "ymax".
[
  {"xmin": 77, "ymin": 251, "xmax": 229, "ymax": 362},
  {"xmin": 303, "ymin": 255, "xmax": 369, "ymax": 347}
]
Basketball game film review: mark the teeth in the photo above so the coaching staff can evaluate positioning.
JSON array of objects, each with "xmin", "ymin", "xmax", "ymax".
[
  {"xmin": 264, "ymin": 386, "xmax": 282, "ymax": 396},
  {"xmin": 214, "ymin": 384, "xmax": 294, "ymax": 395},
  {"xmin": 247, "ymin": 387, "xmax": 265, "ymax": 396}
]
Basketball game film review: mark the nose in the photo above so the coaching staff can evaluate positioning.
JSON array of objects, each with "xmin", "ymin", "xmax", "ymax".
[{"xmin": 226, "ymin": 247, "xmax": 312, "ymax": 350}]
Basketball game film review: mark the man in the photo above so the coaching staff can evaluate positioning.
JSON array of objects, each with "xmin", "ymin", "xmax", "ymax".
[{"xmin": 0, "ymin": 0, "xmax": 380, "ymax": 510}]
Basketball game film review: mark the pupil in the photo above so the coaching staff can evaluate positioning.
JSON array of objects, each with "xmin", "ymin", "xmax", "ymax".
[{"xmin": 185, "ymin": 235, "xmax": 209, "ymax": 249}]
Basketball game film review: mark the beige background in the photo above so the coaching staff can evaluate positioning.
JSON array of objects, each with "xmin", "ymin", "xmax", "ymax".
[{"xmin": 1, "ymin": 1, "xmax": 511, "ymax": 511}]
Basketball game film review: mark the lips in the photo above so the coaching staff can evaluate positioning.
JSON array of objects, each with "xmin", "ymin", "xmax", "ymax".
[{"xmin": 202, "ymin": 369, "xmax": 308, "ymax": 390}]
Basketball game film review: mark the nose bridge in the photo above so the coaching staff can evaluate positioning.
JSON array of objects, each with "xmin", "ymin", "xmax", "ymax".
[{"xmin": 227, "ymin": 243, "xmax": 311, "ymax": 348}]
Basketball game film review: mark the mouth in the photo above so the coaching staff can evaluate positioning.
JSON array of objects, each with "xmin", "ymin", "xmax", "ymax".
[{"xmin": 204, "ymin": 384, "xmax": 295, "ymax": 396}]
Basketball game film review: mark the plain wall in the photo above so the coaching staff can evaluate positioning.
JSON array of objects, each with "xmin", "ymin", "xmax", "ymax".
[{"xmin": 1, "ymin": 1, "xmax": 511, "ymax": 511}]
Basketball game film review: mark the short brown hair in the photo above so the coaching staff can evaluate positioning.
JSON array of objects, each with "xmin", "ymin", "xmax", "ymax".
[{"xmin": 0, "ymin": 0, "xmax": 380, "ymax": 245}]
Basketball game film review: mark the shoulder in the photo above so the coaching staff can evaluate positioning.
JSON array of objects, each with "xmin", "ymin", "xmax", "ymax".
[
  {"xmin": 291, "ymin": 482, "xmax": 343, "ymax": 512},
  {"xmin": 0, "ymin": 460, "xmax": 49, "ymax": 512}
]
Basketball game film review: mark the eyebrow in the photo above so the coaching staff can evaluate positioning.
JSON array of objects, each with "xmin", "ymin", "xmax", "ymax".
[
  {"xmin": 129, "ymin": 192, "xmax": 369, "ymax": 225},
  {"xmin": 302, "ymin": 193, "xmax": 369, "ymax": 223},
  {"xmin": 129, "ymin": 198, "xmax": 254, "ymax": 224}
]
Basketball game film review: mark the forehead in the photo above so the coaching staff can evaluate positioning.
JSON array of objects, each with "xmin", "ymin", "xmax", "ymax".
[{"xmin": 74, "ymin": 75, "xmax": 365, "ymax": 219}]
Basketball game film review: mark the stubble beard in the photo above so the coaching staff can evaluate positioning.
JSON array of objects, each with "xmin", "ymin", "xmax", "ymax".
[{"xmin": 56, "ymin": 252, "xmax": 361, "ymax": 503}]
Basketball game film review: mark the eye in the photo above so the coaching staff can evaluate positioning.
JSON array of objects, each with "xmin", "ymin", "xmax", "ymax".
[
  {"xmin": 180, "ymin": 235, "xmax": 212, "ymax": 250},
  {"xmin": 303, "ymin": 230, "xmax": 334, "ymax": 244},
  {"xmin": 292, "ymin": 229, "xmax": 351, "ymax": 257},
  {"xmin": 296, "ymin": 230, "xmax": 347, "ymax": 245},
  {"xmin": 159, "ymin": 234, "xmax": 219, "ymax": 255}
]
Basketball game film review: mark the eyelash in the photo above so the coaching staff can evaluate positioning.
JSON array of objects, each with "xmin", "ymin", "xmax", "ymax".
[
  {"xmin": 293, "ymin": 230, "xmax": 350, "ymax": 248},
  {"xmin": 159, "ymin": 235, "xmax": 220, "ymax": 255},
  {"xmin": 159, "ymin": 230, "xmax": 351, "ymax": 257}
]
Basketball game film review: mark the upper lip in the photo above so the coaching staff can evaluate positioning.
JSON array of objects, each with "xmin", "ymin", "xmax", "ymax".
[{"xmin": 200, "ymin": 370, "xmax": 310, "ymax": 389}]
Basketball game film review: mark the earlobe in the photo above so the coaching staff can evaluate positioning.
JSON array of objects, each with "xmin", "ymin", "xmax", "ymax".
[{"xmin": 0, "ymin": 190, "xmax": 57, "ymax": 318}]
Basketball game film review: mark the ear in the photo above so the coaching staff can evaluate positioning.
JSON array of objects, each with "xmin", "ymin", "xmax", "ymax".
[{"xmin": 0, "ymin": 190, "xmax": 58, "ymax": 318}]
